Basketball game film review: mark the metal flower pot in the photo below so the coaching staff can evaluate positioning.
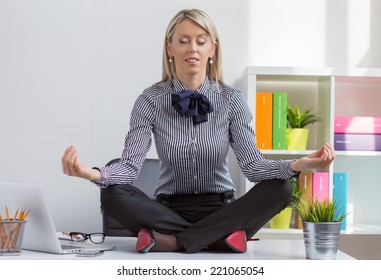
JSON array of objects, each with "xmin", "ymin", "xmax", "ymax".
[{"xmin": 302, "ymin": 222, "xmax": 342, "ymax": 260}]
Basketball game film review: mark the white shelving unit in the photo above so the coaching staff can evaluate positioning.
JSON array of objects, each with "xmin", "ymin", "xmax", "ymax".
[{"xmin": 240, "ymin": 66, "xmax": 381, "ymax": 236}]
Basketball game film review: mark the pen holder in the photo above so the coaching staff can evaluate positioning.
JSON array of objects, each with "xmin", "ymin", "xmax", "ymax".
[{"xmin": 0, "ymin": 220, "xmax": 27, "ymax": 256}]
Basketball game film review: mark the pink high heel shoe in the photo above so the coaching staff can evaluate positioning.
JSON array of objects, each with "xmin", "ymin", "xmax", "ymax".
[{"xmin": 136, "ymin": 228, "xmax": 155, "ymax": 253}]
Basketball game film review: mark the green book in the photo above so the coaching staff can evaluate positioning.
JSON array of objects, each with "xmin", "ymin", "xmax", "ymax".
[{"xmin": 272, "ymin": 92, "xmax": 287, "ymax": 150}]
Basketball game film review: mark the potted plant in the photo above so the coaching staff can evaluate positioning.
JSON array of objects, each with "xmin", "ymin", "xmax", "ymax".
[
  {"xmin": 286, "ymin": 104, "xmax": 320, "ymax": 150},
  {"xmin": 294, "ymin": 197, "xmax": 348, "ymax": 260},
  {"xmin": 269, "ymin": 177, "xmax": 301, "ymax": 229}
]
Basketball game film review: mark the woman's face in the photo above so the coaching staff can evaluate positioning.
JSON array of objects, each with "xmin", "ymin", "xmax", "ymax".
[{"xmin": 167, "ymin": 19, "xmax": 215, "ymax": 81}]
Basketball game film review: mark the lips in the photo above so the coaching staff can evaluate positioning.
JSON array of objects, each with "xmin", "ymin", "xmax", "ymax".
[{"xmin": 186, "ymin": 57, "xmax": 199, "ymax": 63}]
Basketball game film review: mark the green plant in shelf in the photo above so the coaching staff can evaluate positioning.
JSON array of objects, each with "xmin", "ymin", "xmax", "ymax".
[
  {"xmin": 287, "ymin": 104, "xmax": 320, "ymax": 128},
  {"xmin": 288, "ymin": 177, "xmax": 301, "ymax": 207}
]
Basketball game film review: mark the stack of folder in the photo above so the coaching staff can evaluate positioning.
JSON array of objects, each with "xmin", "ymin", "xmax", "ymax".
[{"xmin": 334, "ymin": 116, "xmax": 381, "ymax": 151}]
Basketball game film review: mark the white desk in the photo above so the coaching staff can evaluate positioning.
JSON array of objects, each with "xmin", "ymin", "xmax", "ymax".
[{"xmin": 1, "ymin": 237, "xmax": 354, "ymax": 260}]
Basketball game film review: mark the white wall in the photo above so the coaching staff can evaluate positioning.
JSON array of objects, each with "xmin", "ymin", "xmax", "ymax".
[
  {"xmin": 249, "ymin": 0, "xmax": 381, "ymax": 67},
  {"xmin": 0, "ymin": 0, "xmax": 380, "ymax": 232}
]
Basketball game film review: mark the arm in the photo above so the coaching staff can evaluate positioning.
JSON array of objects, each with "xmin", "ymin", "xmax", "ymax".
[{"xmin": 61, "ymin": 92, "xmax": 155, "ymax": 187}]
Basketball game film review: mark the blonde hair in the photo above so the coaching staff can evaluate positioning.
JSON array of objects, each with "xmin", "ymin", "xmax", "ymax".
[{"xmin": 162, "ymin": 9, "xmax": 223, "ymax": 83}]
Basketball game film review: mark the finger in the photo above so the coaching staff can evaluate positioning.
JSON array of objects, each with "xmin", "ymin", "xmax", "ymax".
[
  {"xmin": 327, "ymin": 142, "xmax": 336, "ymax": 159},
  {"xmin": 322, "ymin": 146, "xmax": 330, "ymax": 161},
  {"xmin": 68, "ymin": 150, "xmax": 78, "ymax": 174},
  {"xmin": 62, "ymin": 146, "xmax": 76, "ymax": 174},
  {"xmin": 323, "ymin": 143, "xmax": 334, "ymax": 162},
  {"xmin": 61, "ymin": 146, "xmax": 71, "ymax": 173},
  {"xmin": 311, "ymin": 145, "xmax": 325, "ymax": 159},
  {"xmin": 73, "ymin": 155, "xmax": 82, "ymax": 175},
  {"xmin": 61, "ymin": 146, "xmax": 72, "ymax": 174}
]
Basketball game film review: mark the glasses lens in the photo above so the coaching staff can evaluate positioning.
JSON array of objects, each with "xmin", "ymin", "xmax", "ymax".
[
  {"xmin": 70, "ymin": 232, "xmax": 86, "ymax": 242},
  {"xmin": 89, "ymin": 233, "xmax": 106, "ymax": 244}
]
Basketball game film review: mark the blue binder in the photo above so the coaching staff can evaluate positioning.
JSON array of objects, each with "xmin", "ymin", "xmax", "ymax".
[{"xmin": 333, "ymin": 173, "xmax": 348, "ymax": 230}]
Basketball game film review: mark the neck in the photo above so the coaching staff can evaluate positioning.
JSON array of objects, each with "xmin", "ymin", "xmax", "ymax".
[{"xmin": 176, "ymin": 73, "xmax": 205, "ymax": 91}]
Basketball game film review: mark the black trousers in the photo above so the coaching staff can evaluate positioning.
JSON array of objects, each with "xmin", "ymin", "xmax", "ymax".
[{"xmin": 101, "ymin": 179, "xmax": 291, "ymax": 253}]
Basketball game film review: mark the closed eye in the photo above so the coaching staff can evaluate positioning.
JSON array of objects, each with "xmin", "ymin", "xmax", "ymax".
[{"xmin": 179, "ymin": 38, "xmax": 189, "ymax": 44}]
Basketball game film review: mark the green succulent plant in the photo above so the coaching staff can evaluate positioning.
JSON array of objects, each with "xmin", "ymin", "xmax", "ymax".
[
  {"xmin": 288, "ymin": 177, "xmax": 301, "ymax": 207},
  {"xmin": 287, "ymin": 104, "xmax": 320, "ymax": 128}
]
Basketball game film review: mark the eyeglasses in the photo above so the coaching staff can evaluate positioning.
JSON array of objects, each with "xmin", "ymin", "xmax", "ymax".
[{"xmin": 69, "ymin": 232, "xmax": 107, "ymax": 244}]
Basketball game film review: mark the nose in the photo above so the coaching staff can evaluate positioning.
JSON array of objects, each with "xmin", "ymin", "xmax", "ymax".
[{"xmin": 189, "ymin": 41, "xmax": 197, "ymax": 53}]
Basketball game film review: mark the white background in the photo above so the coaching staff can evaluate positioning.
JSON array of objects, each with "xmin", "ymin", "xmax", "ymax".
[{"xmin": 1, "ymin": 0, "xmax": 381, "ymax": 233}]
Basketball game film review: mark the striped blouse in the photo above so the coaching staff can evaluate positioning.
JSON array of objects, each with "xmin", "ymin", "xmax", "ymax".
[{"xmin": 93, "ymin": 78, "xmax": 297, "ymax": 196}]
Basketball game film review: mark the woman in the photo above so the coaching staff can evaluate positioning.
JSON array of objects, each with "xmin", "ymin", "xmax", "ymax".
[{"xmin": 61, "ymin": 9, "xmax": 335, "ymax": 254}]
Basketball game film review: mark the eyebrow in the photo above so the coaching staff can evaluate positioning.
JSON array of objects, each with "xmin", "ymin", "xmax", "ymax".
[{"xmin": 177, "ymin": 33, "xmax": 208, "ymax": 38}]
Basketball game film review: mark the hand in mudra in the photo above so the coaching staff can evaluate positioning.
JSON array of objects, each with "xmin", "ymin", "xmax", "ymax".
[
  {"xmin": 61, "ymin": 145, "xmax": 100, "ymax": 181},
  {"xmin": 292, "ymin": 143, "xmax": 335, "ymax": 172}
]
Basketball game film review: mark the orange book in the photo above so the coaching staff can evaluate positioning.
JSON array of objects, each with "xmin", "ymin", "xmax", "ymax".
[
  {"xmin": 255, "ymin": 92, "xmax": 273, "ymax": 150},
  {"xmin": 297, "ymin": 171, "xmax": 313, "ymax": 228}
]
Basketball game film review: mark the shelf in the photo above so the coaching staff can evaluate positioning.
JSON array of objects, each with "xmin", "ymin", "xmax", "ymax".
[
  {"xmin": 261, "ymin": 149, "xmax": 381, "ymax": 157},
  {"xmin": 241, "ymin": 66, "xmax": 381, "ymax": 230},
  {"xmin": 343, "ymin": 224, "xmax": 381, "ymax": 234},
  {"xmin": 260, "ymin": 150, "xmax": 312, "ymax": 156},
  {"xmin": 261, "ymin": 150, "xmax": 313, "ymax": 160},
  {"xmin": 336, "ymin": 151, "xmax": 381, "ymax": 157},
  {"xmin": 256, "ymin": 224, "xmax": 381, "ymax": 240}
]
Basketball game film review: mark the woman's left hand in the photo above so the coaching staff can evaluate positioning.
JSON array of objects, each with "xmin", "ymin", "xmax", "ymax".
[{"xmin": 291, "ymin": 143, "xmax": 336, "ymax": 172}]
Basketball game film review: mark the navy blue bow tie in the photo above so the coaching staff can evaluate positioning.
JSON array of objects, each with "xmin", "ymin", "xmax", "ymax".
[{"xmin": 172, "ymin": 90, "xmax": 214, "ymax": 125}]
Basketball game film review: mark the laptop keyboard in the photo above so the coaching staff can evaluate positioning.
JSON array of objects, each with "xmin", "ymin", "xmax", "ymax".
[{"xmin": 61, "ymin": 244, "xmax": 84, "ymax": 250}]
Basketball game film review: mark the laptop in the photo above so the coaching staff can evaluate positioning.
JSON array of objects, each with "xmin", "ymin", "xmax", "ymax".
[{"xmin": 0, "ymin": 181, "xmax": 116, "ymax": 254}]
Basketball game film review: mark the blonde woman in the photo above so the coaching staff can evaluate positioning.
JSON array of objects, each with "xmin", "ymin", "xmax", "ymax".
[{"xmin": 61, "ymin": 9, "xmax": 335, "ymax": 254}]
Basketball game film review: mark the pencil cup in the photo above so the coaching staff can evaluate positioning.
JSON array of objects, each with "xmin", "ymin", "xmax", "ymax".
[{"xmin": 0, "ymin": 220, "xmax": 27, "ymax": 256}]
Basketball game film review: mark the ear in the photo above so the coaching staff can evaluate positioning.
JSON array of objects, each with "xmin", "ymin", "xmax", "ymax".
[
  {"xmin": 209, "ymin": 41, "xmax": 217, "ymax": 58},
  {"xmin": 166, "ymin": 40, "xmax": 173, "ymax": 57}
]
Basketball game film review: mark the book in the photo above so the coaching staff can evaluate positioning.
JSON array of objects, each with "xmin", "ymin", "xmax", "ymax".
[
  {"xmin": 312, "ymin": 172, "xmax": 330, "ymax": 202},
  {"xmin": 255, "ymin": 92, "xmax": 273, "ymax": 150},
  {"xmin": 297, "ymin": 171, "xmax": 329, "ymax": 228},
  {"xmin": 333, "ymin": 173, "xmax": 348, "ymax": 230},
  {"xmin": 297, "ymin": 171, "xmax": 313, "ymax": 228},
  {"xmin": 272, "ymin": 92, "xmax": 287, "ymax": 150},
  {"xmin": 334, "ymin": 133, "xmax": 381, "ymax": 151},
  {"xmin": 299, "ymin": 171, "xmax": 313, "ymax": 201},
  {"xmin": 334, "ymin": 116, "xmax": 381, "ymax": 134}
]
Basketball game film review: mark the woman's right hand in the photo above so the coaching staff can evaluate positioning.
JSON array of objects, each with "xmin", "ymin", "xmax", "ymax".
[{"xmin": 61, "ymin": 145, "xmax": 101, "ymax": 181}]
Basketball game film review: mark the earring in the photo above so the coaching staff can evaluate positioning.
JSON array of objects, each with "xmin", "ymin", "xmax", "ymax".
[
  {"xmin": 209, "ymin": 58, "xmax": 214, "ymax": 64},
  {"xmin": 169, "ymin": 57, "xmax": 173, "ymax": 63}
]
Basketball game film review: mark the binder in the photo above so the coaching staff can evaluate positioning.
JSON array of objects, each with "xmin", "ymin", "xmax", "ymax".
[
  {"xmin": 272, "ymin": 92, "xmax": 287, "ymax": 150},
  {"xmin": 312, "ymin": 172, "xmax": 330, "ymax": 202},
  {"xmin": 255, "ymin": 92, "xmax": 273, "ymax": 150},
  {"xmin": 333, "ymin": 172, "xmax": 348, "ymax": 230}
]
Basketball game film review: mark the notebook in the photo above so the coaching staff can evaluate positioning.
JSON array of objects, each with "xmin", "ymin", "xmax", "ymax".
[{"xmin": 0, "ymin": 181, "xmax": 116, "ymax": 254}]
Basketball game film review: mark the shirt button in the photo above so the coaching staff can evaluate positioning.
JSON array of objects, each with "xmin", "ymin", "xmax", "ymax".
[
  {"xmin": 194, "ymin": 175, "xmax": 197, "ymax": 180},
  {"xmin": 194, "ymin": 190, "xmax": 199, "ymax": 194}
]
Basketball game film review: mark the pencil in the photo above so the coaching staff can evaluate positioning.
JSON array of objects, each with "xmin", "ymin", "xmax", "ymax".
[
  {"xmin": 13, "ymin": 208, "xmax": 19, "ymax": 221},
  {"xmin": 22, "ymin": 210, "xmax": 30, "ymax": 221},
  {"xmin": 0, "ymin": 215, "xmax": 5, "ymax": 245},
  {"xmin": 5, "ymin": 206, "xmax": 9, "ymax": 221}
]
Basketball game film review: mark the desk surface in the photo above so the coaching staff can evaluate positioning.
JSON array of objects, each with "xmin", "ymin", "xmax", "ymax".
[{"xmin": 1, "ymin": 237, "xmax": 355, "ymax": 260}]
